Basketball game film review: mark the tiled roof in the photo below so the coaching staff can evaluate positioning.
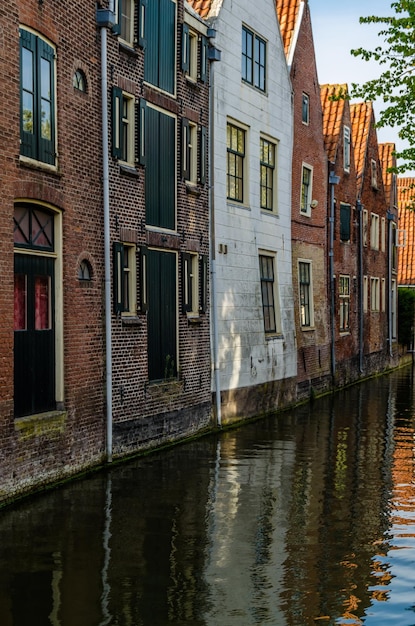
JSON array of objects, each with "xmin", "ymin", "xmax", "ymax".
[
  {"xmin": 320, "ymin": 84, "xmax": 348, "ymax": 163},
  {"xmin": 186, "ymin": 0, "xmax": 214, "ymax": 18},
  {"xmin": 276, "ymin": 0, "xmax": 302, "ymax": 57},
  {"xmin": 379, "ymin": 142, "xmax": 396, "ymax": 209},
  {"xmin": 350, "ymin": 101, "xmax": 372, "ymax": 190},
  {"xmin": 398, "ymin": 177, "xmax": 415, "ymax": 285}
]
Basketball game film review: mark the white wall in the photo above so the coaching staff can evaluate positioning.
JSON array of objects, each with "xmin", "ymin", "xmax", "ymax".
[{"xmin": 210, "ymin": 0, "xmax": 296, "ymax": 394}]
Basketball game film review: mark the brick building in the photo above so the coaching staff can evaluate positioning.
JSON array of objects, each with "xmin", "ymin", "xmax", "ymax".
[{"xmin": 276, "ymin": 0, "xmax": 331, "ymax": 399}]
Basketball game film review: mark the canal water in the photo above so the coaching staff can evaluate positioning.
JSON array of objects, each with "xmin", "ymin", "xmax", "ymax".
[{"xmin": 1, "ymin": 367, "xmax": 415, "ymax": 626}]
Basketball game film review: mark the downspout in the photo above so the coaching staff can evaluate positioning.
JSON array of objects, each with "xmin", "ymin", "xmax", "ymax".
[
  {"xmin": 97, "ymin": 5, "xmax": 115, "ymax": 462},
  {"xmin": 329, "ymin": 171, "xmax": 340, "ymax": 382},
  {"xmin": 207, "ymin": 28, "xmax": 222, "ymax": 427},
  {"xmin": 356, "ymin": 199, "xmax": 364, "ymax": 372},
  {"xmin": 387, "ymin": 210, "xmax": 394, "ymax": 357}
]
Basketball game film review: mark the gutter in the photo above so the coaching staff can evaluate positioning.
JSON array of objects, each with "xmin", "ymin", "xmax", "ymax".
[
  {"xmin": 356, "ymin": 199, "xmax": 364, "ymax": 372},
  {"xmin": 329, "ymin": 170, "xmax": 339, "ymax": 381}
]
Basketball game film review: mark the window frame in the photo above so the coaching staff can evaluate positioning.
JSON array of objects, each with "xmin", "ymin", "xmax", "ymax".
[
  {"xmin": 182, "ymin": 119, "xmax": 198, "ymax": 184},
  {"xmin": 343, "ymin": 125, "xmax": 351, "ymax": 173},
  {"xmin": 302, "ymin": 92, "xmax": 309, "ymax": 125},
  {"xmin": 113, "ymin": 242, "xmax": 137, "ymax": 316},
  {"xmin": 114, "ymin": 0, "xmax": 135, "ymax": 46},
  {"xmin": 227, "ymin": 121, "xmax": 246, "ymax": 204},
  {"xmin": 363, "ymin": 209, "xmax": 368, "ymax": 247},
  {"xmin": 339, "ymin": 274, "xmax": 350, "ymax": 332},
  {"xmin": 242, "ymin": 25, "xmax": 266, "ymax": 92},
  {"xmin": 259, "ymin": 253, "xmax": 280, "ymax": 335},
  {"xmin": 300, "ymin": 164, "xmax": 313, "ymax": 216},
  {"xmin": 371, "ymin": 158, "xmax": 378, "ymax": 189},
  {"xmin": 112, "ymin": 87, "xmax": 135, "ymax": 166},
  {"xmin": 370, "ymin": 213, "xmax": 380, "ymax": 250},
  {"xmin": 260, "ymin": 136, "xmax": 277, "ymax": 212},
  {"xmin": 370, "ymin": 277, "xmax": 380, "ymax": 312},
  {"xmin": 182, "ymin": 252, "xmax": 199, "ymax": 315},
  {"xmin": 298, "ymin": 260, "xmax": 314, "ymax": 328},
  {"xmin": 20, "ymin": 28, "xmax": 56, "ymax": 166},
  {"xmin": 340, "ymin": 203, "xmax": 351, "ymax": 242}
]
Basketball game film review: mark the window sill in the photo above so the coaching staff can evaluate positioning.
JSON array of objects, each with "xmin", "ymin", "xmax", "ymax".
[
  {"xmin": 185, "ymin": 75, "xmax": 200, "ymax": 89},
  {"xmin": 118, "ymin": 40, "xmax": 138, "ymax": 57},
  {"xmin": 187, "ymin": 314, "xmax": 203, "ymax": 325},
  {"xmin": 339, "ymin": 331, "xmax": 351, "ymax": 337},
  {"xmin": 14, "ymin": 410, "xmax": 67, "ymax": 441},
  {"xmin": 265, "ymin": 332, "xmax": 284, "ymax": 341},
  {"xmin": 301, "ymin": 326, "xmax": 315, "ymax": 332},
  {"xmin": 185, "ymin": 182, "xmax": 201, "ymax": 197},
  {"xmin": 119, "ymin": 163, "xmax": 139, "ymax": 177},
  {"xmin": 121, "ymin": 315, "xmax": 142, "ymax": 327},
  {"xmin": 19, "ymin": 155, "xmax": 60, "ymax": 176}
]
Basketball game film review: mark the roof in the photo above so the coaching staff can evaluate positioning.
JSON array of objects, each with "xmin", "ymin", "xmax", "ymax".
[
  {"xmin": 350, "ymin": 101, "xmax": 373, "ymax": 190},
  {"xmin": 398, "ymin": 177, "xmax": 415, "ymax": 286},
  {"xmin": 320, "ymin": 84, "xmax": 348, "ymax": 163},
  {"xmin": 276, "ymin": 0, "xmax": 302, "ymax": 57},
  {"xmin": 379, "ymin": 142, "xmax": 396, "ymax": 209},
  {"xmin": 186, "ymin": 0, "xmax": 214, "ymax": 18}
]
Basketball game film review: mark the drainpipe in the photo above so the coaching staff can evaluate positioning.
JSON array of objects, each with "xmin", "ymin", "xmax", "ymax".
[
  {"xmin": 207, "ymin": 29, "xmax": 222, "ymax": 427},
  {"xmin": 329, "ymin": 171, "xmax": 340, "ymax": 382},
  {"xmin": 97, "ymin": 5, "xmax": 115, "ymax": 462},
  {"xmin": 356, "ymin": 199, "xmax": 364, "ymax": 372},
  {"xmin": 387, "ymin": 210, "xmax": 394, "ymax": 357}
]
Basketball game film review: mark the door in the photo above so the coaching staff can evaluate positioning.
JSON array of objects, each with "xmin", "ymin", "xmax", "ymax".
[{"xmin": 14, "ymin": 254, "xmax": 55, "ymax": 417}]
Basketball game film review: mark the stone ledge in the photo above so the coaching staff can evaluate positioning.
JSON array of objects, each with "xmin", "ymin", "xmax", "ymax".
[{"xmin": 14, "ymin": 410, "xmax": 67, "ymax": 441}]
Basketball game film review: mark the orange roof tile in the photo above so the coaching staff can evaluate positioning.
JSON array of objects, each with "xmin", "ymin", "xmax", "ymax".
[
  {"xmin": 398, "ymin": 177, "xmax": 415, "ymax": 285},
  {"xmin": 187, "ymin": 0, "xmax": 214, "ymax": 18},
  {"xmin": 379, "ymin": 142, "xmax": 396, "ymax": 209},
  {"xmin": 350, "ymin": 101, "xmax": 373, "ymax": 190},
  {"xmin": 320, "ymin": 84, "xmax": 348, "ymax": 163},
  {"xmin": 276, "ymin": 0, "xmax": 302, "ymax": 57}
]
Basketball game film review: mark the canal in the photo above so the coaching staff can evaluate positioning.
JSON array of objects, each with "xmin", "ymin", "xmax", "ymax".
[{"xmin": 1, "ymin": 366, "xmax": 415, "ymax": 625}]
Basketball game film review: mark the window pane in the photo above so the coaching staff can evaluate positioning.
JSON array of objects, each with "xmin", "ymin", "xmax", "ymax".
[
  {"xmin": 14, "ymin": 274, "xmax": 27, "ymax": 331},
  {"xmin": 35, "ymin": 275, "xmax": 50, "ymax": 330}
]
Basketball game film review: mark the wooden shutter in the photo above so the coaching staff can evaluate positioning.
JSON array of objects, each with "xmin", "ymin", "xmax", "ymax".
[
  {"xmin": 112, "ymin": 0, "xmax": 121, "ymax": 35},
  {"xmin": 113, "ymin": 242, "xmax": 125, "ymax": 313},
  {"xmin": 111, "ymin": 87, "xmax": 123, "ymax": 159},
  {"xmin": 181, "ymin": 23, "xmax": 190, "ymax": 72},
  {"xmin": 138, "ymin": 0, "xmax": 147, "ymax": 48},
  {"xmin": 340, "ymin": 204, "xmax": 351, "ymax": 242},
  {"xmin": 159, "ymin": 0, "xmax": 175, "ymax": 94},
  {"xmin": 200, "ymin": 255, "xmax": 208, "ymax": 313},
  {"xmin": 138, "ymin": 98, "xmax": 147, "ymax": 166},
  {"xmin": 182, "ymin": 252, "xmax": 191, "ymax": 313},
  {"xmin": 200, "ymin": 126, "xmax": 207, "ymax": 185},
  {"xmin": 181, "ymin": 118, "xmax": 190, "ymax": 180},
  {"xmin": 200, "ymin": 36, "xmax": 208, "ymax": 83}
]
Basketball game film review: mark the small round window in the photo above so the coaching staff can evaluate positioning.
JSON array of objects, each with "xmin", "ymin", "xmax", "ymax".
[
  {"xmin": 78, "ymin": 259, "xmax": 92, "ymax": 281},
  {"xmin": 73, "ymin": 69, "xmax": 87, "ymax": 92}
]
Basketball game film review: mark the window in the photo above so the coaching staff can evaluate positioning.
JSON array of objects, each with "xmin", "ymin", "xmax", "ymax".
[
  {"xmin": 113, "ymin": 243, "xmax": 137, "ymax": 315},
  {"xmin": 242, "ymin": 26, "xmax": 266, "ymax": 91},
  {"xmin": 78, "ymin": 260, "xmax": 92, "ymax": 281},
  {"xmin": 371, "ymin": 158, "xmax": 378, "ymax": 189},
  {"xmin": 370, "ymin": 213, "xmax": 379, "ymax": 250},
  {"xmin": 112, "ymin": 88, "xmax": 135, "ymax": 165},
  {"xmin": 302, "ymin": 93, "xmax": 309, "ymax": 124},
  {"xmin": 300, "ymin": 165, "xmax": 313, "ymax": 215},
  {"xmin": 363, "ymin": 275, "xmax": 368, "ymax": 312},
  {"xmin": 370, "ymin": 277, "xmax": 380, "ymax": 312},
  {"xmin": 114, "ymin": 0, "xmax": 135, "ymax": 45},
  {"xmin": 392, "ymin": 222, "xmax": 397, "ymax": 271},
  {"xmin": 227, "ymin": 122, "xmax": 246, "ymax": 203},
  {"xmin": 339, "ymin": 275, "xmax": 350, "ymax": 332},
  {"xmin": 259, "ymin": 254, "xmax": 280, "ymax": 334},
  {"xmin": 343, "ymin": 126, "xmax": 351, "ymax": 172},
  {"xmin": 298, "ymin": 261, "xmax": 314, "ymax": 328},
  {"xmin": 260, "ymin": 137, "xmax": 276, "ymax": 211},
  {"xmin": 181, "ymin": 25, "xmax": 205, "ymax": 82},
  {"xmin": 340, "ymin": 203, "xmax": 351, "ymax": 242},
  {"xmin": 381, "ymin": 217, "xmax": 386, "ymax": 252},
  {"xmin": 381, "ymin": 278, "xmax": 386, "ymax": 312},
  {"xmin": 140, "ymin": 101, "xmax": 176, "ymax": 229},
  {"xmin": 182, "ymin": 119, "xmax": 197, "ymax": 184},
  {"xmin": 73, "ymin": 69, "xmax": 86, "ymax": 92},
  {"xmin": 20, "ymin": 29, "xmax": 55, "ymax": 165},
  {"xmin": 182, "ymin": 253, "xmax": 208, "ymax": 315},
  {"xmin": 142, "ymin": 0, "xmax": 176, "ymax": 94},
  {"xmin": 363, "ymin": 209, "xmax": 368, "ymax": 246}
]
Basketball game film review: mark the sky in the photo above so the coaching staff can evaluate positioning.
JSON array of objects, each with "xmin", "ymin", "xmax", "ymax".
[{"xmin": 310, "ymin": 0, "xmax": 401, "ymax": 151}]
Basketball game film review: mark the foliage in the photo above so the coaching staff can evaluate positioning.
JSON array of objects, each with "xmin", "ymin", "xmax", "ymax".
[
  {"xmin": 350, "ymin": 1, "xmax": 415, "ymax": 173},
  {"xmin": 398, "ymin": 287, "xmax": 415, "ymax": 347}
]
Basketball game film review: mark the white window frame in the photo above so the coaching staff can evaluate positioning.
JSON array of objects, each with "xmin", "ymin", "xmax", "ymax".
[
  {"xmin": 115, "ymin": 0, "xmax": 135, "ymax": 46},
  {"xmin": 183, "ymin": 252, "xmax": 199, "ymax": 315},
  {"xmin": 371, "ymin": 158, "xmax": 378, "ymax": 189},
  {"xmin": 363, "ymin": 209, "xmax": 368, "ymax": 247},
  {"xmin": 227, "ymin": 119, "xmax": 248, "ymax": 204},
  {"xmin": 300, "ymin": 163, "xmax": 313, "ymax": 216},
  {"xmin": 363, "ymin": 275, "xmax": 368, "ymax": 312},
  {"xmin": 370, "ymin": 277, "xmax": 380, "ymax": 312},
  {"xmin": 260, "ymin": 135, "xmax": 277, "ymax": 213},
  {"xmin": 259, "ymin": 252, "xmax": 281, "ymax": 335},
  {"xmin": 302, "ymin": 93, "xmax": 310, "ymax": 125},
  {"xmin": 381, "ymin": 277, "xmax": 386, "ymax": 312},
  {"xmin": 298, "ymin": 260, "xmax": 314, "ymax": 328},
  {"xmin": 370, "ymin": 213, "xmax": 380, "ymax": 251},
  {"xmin": 242, "ymin": 25, "xmax": 267, "ymax": 92},
  {"xmin": 343, "ymin": 126, "xmax": 351, "ymax": 173},
  {"xmin": 339, "ymin": 274, "xmax": 350, "ymax": 332},
  {"xmin": 381, "ymin": 217, "xmax": 386, "ymax": 252}
]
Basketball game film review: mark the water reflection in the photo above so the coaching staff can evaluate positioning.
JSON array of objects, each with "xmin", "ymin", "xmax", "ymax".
[{"xmin": 0, "ymin": 367, "xmax": 415, "ymax": 625}]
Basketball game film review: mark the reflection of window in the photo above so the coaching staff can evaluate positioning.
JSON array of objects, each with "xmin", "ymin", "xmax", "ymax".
[
  {"xmin": 260, "ymin": 137, "xmax": 276, "ymax": 211},
  {"xmin": 227, "ymin": 122, "xmax": 246, "ymax": 202},
  {"xmin": 299, "ymin": 261, "xmax": 313, "ymax": 327},
  {"xmin": 113, "ymin": 243, "xmax": 137, "ymax": 315},
  {"xmin": 242, "ymin": 26, "xmax": 266, "ymax": 91},
  {"xmin": 259, "ymin": 254, "xmax": 280, "ymax": 334},
  {"xmin": 112, "ymin": 88, "xmax": 135, "ymax": 164},
  {"xmin": 302, "ymin": 93, "xmax": 309, "ymax": 124},
  {"xmin": 20, "ymin": 29, "xmax": 56, "ymax": 165},
  {"xmin": 339, "ymin": 275, "xmax": 350, "ymax": 331},
  {"xmin": 300, "ymin": 165, "xmax": 312, "ymax": 215},
  {"xmin": 343, "ymin": 126, "xmax": 351, "ymax": 172},
  {"xmin": 370, "ymin": 213, "xmax": 379, "ymax": 250},
  {"xmin": 73, "ymin": 69, "xmax": 86, "ymax": 92}
]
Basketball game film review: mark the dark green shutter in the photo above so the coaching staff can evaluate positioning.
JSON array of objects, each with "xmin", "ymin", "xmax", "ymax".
[
  {"xmin": 139, "ymin": 98, "xmax": 147, "ymax": 166},
  {"xmin": 144, "ymin": 0, "xmax": 158, "ymax": 86},
  {"xmin": 139, "ymin": 245, "xmax": 148, "ymax": 312},
  {"xmin": 340, "ymin": 204, "xmax": 351, "ymax": 241},
  {"xmin": 200, "ymin": 126, "xmax": 207, "ymax": 185},
  {"xmin": 159, "ymin": 0, "xmax": 175, "ymax": 93},
  {"xmin": 112, "ymin": 0, "xmax": 121, "ymax": 35},
  {"xmin": 112, "ymin": 87, "xmax": 123, "ymax": 159},
  {"xmin": 182, "ymin": 23, "xmax": 189, "ymax": 72},
  {"xmin": 113, "ymin": 242, "xmax": 125, "ymax": 313},
  {"xmin": 138, "ymin": 0, "xmax": 147, "ymax": 48},
  {"xmin": 182, "ymin": 252, "xmax": 191, "ymax": 313},
  {"xmin": 182, "ymin": 118, "xmax": 190, "ymax": 180},
  {"xmin": 200, "ymin": 255, "xmax": 208, "ymax": 313},
  {"xmin": 146, "ymin": 107, "xmax": 175, "ymax": 229},
  {"xmin": 37, "ymin": 38, "xmax": 55, "ymax": 165},
  {"xmin": 200, "ymin": 36, "xmax": 208, "ymax": 83}
]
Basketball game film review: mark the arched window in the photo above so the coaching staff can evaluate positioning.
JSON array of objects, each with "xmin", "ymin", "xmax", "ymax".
[
  {"xmin": 78, "ymin": 259, "xmax": 92, "ymax": 281},
  {"xmin": 73, "ymin": 69, "xmax": 87, "ymax": 92}
]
